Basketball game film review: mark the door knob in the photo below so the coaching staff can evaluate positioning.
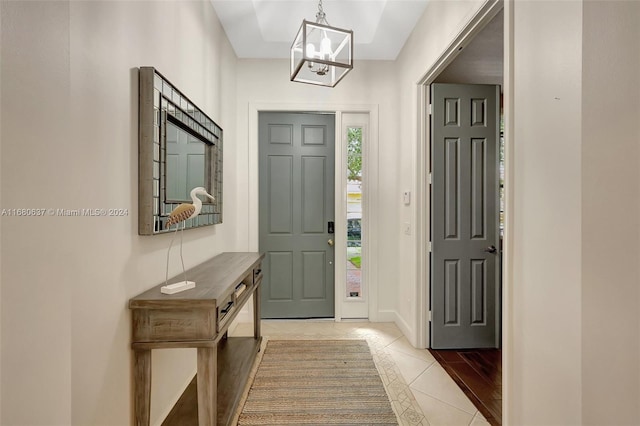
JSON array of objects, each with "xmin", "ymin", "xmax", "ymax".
[
  {"xmin": 484, "ymin": 245, "xmax": 497, "ymax": 254},
  {"xmin": 328, "ymin": 239, "xmax": 334, "ymax": 247}
]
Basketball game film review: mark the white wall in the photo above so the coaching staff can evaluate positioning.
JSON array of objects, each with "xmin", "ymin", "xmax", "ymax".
[
  {"xmin": 510, "ymin": 1, "xmax": 584, "ymax": 423},
  {"xmin": 393, "ymin": 0, "xmax": 487, "ymax": 345},
  {"xmin": 234, "ymin": 59, "xmax": 401, "ymax": 321},
  {"xmin": 0, "ymin": 3, "xmax": 3, "ymax": 422},
  {"xmin": 508, "ymin": 0, "xmax": 640, "ymax": 424},
  {"xmin": 1, "ymin": 2, "xmax": 72, "ymax": 424},
  {"xmin": 1, "ymin": 1, "xmax": 239, "ymax": 425},
  {"xmin": 395, "ymin": 0, "xmax": 640, "ymax": 424},
  {"xmin": 581, "ymin": 1, "xmax": 640, "ymax": 424}
]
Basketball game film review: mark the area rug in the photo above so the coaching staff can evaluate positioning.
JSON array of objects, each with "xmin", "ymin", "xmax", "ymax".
[{"xmin": 237, "ymin": 339, "xmax": 399, "ymax": 425}]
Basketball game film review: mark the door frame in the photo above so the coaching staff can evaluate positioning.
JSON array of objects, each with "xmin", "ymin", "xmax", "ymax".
[
  {"xmin": 414, "ymin": 0, "xmax": 512, "ymax": 420},
  {"xmin": 248, "ymin": 103, "xmax": 379, "ymax": 321}
]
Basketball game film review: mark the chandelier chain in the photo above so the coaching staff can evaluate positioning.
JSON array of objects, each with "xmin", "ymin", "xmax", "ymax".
[{"xmin": 316, "ymin": 0, "xmax": 329, "ymax": 26}]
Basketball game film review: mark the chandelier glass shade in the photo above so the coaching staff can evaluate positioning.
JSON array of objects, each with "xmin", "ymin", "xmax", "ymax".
[{"xmin": 290, "ymin": 1, "xmax": 353, "ymax": 87}]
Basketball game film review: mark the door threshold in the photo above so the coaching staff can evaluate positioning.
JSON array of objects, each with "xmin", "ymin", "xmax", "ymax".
[{"xmin": 262, "ymin": 318, "xmax": 336, "ymax": 322}]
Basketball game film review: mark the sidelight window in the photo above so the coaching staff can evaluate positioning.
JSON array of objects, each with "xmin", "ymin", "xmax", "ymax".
[{"xmin": 346, "ymin": 127, "xmax": 362, "ymax": 298}]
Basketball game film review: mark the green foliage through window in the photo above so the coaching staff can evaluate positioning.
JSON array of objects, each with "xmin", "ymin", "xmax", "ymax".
[{"xmin": 347, "ymin": 127, "xmax": 362, "ymax": 181}]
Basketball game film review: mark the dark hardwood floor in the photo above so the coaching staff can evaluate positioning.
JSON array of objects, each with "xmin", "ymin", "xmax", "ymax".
[{"xmin": 429, "ymin": 348, "xmax": 501, "ymax": 426}]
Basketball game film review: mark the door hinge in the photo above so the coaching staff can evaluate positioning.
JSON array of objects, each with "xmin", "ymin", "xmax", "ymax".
[
  {"xmin": 427, "ymin": 241, "xmax": 432, "ymax": 252},
  {"xmin": 428, "ymin": 311, "xmax": 432, "ymax": 322},
  {"xmin": 427, "ymin": 104, "xmax": 432, "ymax": 115},
  {"xmin": 427, "ymin": 173, "xmax": 432, "ymax": 185}
]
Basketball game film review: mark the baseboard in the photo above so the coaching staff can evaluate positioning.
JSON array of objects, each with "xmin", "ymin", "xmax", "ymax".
[
  {"xmin": 393, "ymin": 312, "xmax": 417, "ymax": 347},
  {"xmin": 374, "ymin": 309, "xmax": 415, "ymax": 346},
  {"xmin": 375, "ymin": 309, "xmax": 397, "ymax": 322}
]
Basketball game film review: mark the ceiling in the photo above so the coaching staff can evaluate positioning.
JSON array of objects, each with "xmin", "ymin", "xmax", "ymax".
[
  {"xmin": 435, "ymin": 9, "xmax": 504, "ymax": 85},
  {"xmin": 210, "ymin": 0, "xmax": 430, "ymax": 60}
]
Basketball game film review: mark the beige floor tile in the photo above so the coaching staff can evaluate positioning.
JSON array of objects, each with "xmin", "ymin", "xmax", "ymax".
[
  {"xmin": 412, "ymin": 389, "xmax": 475, "ymax": 426},
  {"xmin": 387, "ymin": 336, "xmax": 437, "ymax": 363},
  {"xmin": 349, "ymin": 325, "xmax": 404, "ymax": 346},
  {"xmin": 410, "ymin": 363, "xmax": 477, "ymax": 415},
  {"xmin": 262, "ymin": 319, "xmax": 305, "ymax": 332},
  {"xmin": 387, "ymin": 347, "xmax": 434, "ymax": 384},
  {"xmin": 470, "ymin": 411, "xmax": 491, "ymax": 425}
]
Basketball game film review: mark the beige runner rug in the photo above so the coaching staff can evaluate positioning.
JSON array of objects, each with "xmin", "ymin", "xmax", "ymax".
[{"xmin": 238, "ymin": 339, "xmax": 398, "ymax": 425}]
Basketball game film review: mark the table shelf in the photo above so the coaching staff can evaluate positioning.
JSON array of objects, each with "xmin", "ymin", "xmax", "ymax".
[{"xmin": 129, "ymin": 252, "xmax": 264, "ymax": 426}]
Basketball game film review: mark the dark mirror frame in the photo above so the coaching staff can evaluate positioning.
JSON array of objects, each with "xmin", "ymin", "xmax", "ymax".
[{"xmin": 138, "ymin": 67, "xmax": 223, "ymax": 235}]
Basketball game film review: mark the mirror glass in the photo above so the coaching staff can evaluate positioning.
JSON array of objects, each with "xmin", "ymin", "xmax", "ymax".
[
  {"xmin": 165, "ymin": 121, "xmax": 206, "ymax": 202},
  {"xmin": 138, "ymin": 67, "xmax": 223, "ymax": 235}
]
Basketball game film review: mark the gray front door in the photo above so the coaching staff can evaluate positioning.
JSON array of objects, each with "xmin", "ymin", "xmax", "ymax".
[
  {"xmin": 431, "ymin": 83, "xmax": 500, "ymax": 349},
  {"xmin": 259, "ymin": 112, "xmax": 335, "ymax": 318}
]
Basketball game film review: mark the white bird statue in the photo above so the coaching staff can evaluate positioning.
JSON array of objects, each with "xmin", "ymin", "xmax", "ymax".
[{"xmin": 165, "ymin": 187, "xmax": 215, "ymax": 288}]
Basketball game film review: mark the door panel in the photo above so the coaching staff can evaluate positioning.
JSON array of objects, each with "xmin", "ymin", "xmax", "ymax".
[
  {"xmin": 267, "ymin": 156, "xmax": 293, "ymax": 233},
  {"xmin": 259, "ymin": 112, "xmax": 335, "ymax": 318},
  {"xmin": 431, "ymin": 83, "xmax": 500, "ymax": 349},
  {"xmin": 444, "ymin": 138, "xmax": 460, "ymax": 239},
  {"xmin": 302, "ymin": 251, "xmax": 326, "ymax": 299},
  {"xmin": 471, "ymin": 260, "xmax": 486, "ymax": 324},
  {"xmin": 302, "ymin": 156, "xmax": 326, "ymax": 233},
  {"xmin": 444, "ymin": 260, "xmax": 459, "ymax": 325},
  {"xmin": 471, "ymin": 138, "xmax": 486, "ymax": 239},
  {"xmin": 268, "ymin": 252, "xmax": 293, "ymax": 300}
]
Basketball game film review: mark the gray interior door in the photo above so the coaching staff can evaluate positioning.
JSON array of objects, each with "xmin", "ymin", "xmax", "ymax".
[
  {"xmin": 431, "ymin": 83, "xmax": 500, "ymax": 349},
  {"xmin": 259, "ymin": 112, "xmax": 335, "ymax": 318},
  {"xmin": 165, "ymin": 121, "xmax": 205, "ymax": 201}
]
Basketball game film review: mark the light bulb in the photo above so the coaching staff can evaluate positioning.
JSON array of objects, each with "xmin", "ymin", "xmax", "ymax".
[
  {"xmin": 320, "ymin": 36, "xmax": 332, "ymax": 57},
  {"xmin": 306, "ymin": 43, "xmax": 316, "ymax": 58}
]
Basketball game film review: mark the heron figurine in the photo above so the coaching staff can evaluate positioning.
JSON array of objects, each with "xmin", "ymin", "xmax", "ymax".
[{"xmin": 165, "ymin": 186, "xmax": 215, "ymax": 288}]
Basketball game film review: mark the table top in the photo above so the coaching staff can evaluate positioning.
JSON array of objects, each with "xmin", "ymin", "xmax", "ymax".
[{"xmin": 129, "ymin": 252, "xmax": 264, "ymax": 309}]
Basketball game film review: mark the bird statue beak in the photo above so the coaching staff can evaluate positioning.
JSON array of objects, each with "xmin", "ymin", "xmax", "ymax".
[{"xmin": 205, "ymin": 192, "xmax": 215, "ymax": 202}]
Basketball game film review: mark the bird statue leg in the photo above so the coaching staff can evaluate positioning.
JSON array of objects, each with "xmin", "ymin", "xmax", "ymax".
[
  {"xmin": 179, "ymin": 221, "xmax": 188, "ymax": 284},
  {"xmin": 165, "ymin": 224, "xmax": 180, "ymax": 286}
]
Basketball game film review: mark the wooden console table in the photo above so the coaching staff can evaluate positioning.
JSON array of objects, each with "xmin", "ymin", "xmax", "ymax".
[{"xmin": 129, "ymin": 252, "xmax": 264, "ymax": 426}]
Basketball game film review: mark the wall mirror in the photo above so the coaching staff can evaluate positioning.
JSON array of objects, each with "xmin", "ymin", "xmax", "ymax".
[{"xmin": 138, "ymin": 67, "xmax": 223, "ymax": 235}]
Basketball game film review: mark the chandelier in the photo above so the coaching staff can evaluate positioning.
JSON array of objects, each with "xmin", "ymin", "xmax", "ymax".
[{"xmin": 290, "ymin": 0, "xmax": 353, "ymax": 87}]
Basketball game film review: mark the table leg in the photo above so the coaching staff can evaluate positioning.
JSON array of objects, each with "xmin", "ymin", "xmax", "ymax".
[
  {"xmin": 253, "ymin": 283, "xmax": 261, "ymax": 340},
  {"xmin": 197, "ymin": 346, "xmax": 217, "ymax": 426},
  {"xmin": 133, "ymin": 349, "xmax": 151, "ymax": 426}
]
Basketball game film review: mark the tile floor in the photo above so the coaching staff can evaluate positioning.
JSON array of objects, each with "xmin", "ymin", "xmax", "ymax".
[{"xmin": 230, "ymin": 320, "xmax": 491, "ymax": 426}]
